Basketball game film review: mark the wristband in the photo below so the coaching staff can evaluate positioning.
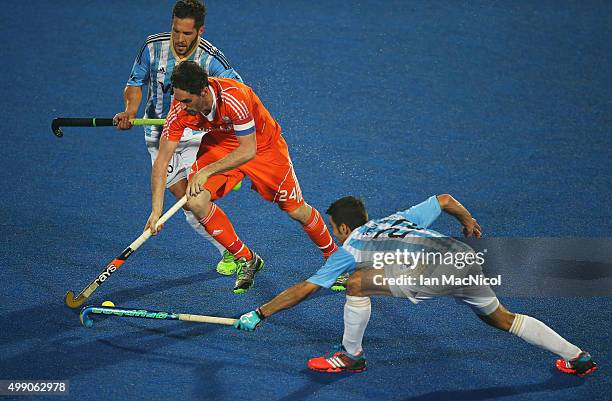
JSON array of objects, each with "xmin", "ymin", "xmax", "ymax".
[{"xmin": 255, "ymin": 307, "xmax": 266, "ymax": 320}]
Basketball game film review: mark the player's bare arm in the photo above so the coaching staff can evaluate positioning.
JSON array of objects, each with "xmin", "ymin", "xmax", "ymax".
[
  {"xmin": 436, "ymin": 194, "xmax": 481, "ymax": 237},
  {"xmin": 147, "ymin": 136, "xmax": 180, "ymax": 234},
  {"xmin": 234, "ymin": 281, "xmax": 321, "ymax": 331},
  {"xmin": 187, "ymin": 133, "xmax": 257, "ymax": 198},
  {"xmin": 114, "ymin": 86, "xmax": 143, "ymax": 130},
  {"xmin": 259, "ymin": 281, "xmax": 321, "ymax": 317}
]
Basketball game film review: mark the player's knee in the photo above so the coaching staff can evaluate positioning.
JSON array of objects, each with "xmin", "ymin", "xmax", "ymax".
[
  {"xmin": 346, "ymin": 271, "xmax": 363, "ymax": 296},
  {"xmin": 185, "ymin": 196, "xmax": 198, "ymax": 211},
  {"xmin": 185, "ymin": 191, "xmax": 211, "ymax": 214}
]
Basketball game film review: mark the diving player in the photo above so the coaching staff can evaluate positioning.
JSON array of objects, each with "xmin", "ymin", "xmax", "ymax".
[{"xmin": 234, "ymin": 194, "xmax": 597, "ymax": 376}]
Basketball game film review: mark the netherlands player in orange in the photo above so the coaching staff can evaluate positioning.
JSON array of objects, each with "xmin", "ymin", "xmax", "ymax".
[{"xmin": 146, "ymin": 61, "xmax": 338, "ymax": 294}]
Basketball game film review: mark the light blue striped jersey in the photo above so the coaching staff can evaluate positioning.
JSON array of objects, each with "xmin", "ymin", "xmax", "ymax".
[
  {"xmin": 127, "ymin": 33, "xmax": 243, "ymax": 141},
  {"xmin": 307, "ymin": 196, "xmax": 448, "ymax": 288}
]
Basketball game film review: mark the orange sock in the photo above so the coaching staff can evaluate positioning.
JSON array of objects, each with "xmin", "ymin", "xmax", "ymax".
[
  {"xmin": 303, "ymin": 207, "xmax": 338, "ymax": 258},
  {"xmin": 199, "ymin": 203, "xmax": 251, "ymax": 260}
]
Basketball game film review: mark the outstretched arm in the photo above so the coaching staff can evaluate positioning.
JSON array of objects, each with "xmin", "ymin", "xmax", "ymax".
[
  {"xmin": 234, "ymin": 281, "xmax": 321, "ymax": 331},
  {"xmin": 259, "ymin": 281, "xmax": 321, "ymax": 317},
  {"xmin": 234, "ymin": 249, "xmax": 356, "ymax": 331},
  {"xmin": 437, "ymin": 194, "xmax": 482, "ymax": 237}
]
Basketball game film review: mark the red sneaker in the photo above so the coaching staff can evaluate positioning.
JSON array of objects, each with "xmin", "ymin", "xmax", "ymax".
[
  {"xmin": 555, "ymin": 351, "xmax": 597, "ymax": 377},
  {"xmin": 307, "ymin": 345, "xmax": 366, "ymax": 373}
]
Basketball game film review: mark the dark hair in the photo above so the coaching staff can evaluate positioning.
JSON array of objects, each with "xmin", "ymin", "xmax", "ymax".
[
  {"xmin": 171, "ymin": 61, "xmax": 209, "ymax": 95},
  {"xmin": 173, "ymin": 0, "xmax": 206, "ymax": 30},
  {"xmin": 326, "ymin": 196, "xmax": 368, "ymax": 231}
]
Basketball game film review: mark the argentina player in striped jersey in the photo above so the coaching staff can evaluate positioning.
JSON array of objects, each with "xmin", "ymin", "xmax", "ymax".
[
  {"xmin": 114, "ymin": 0, "xmax": 243, "ymax": 275},
  {"xmin": 234, "ymin": 194, "xmax": 597, "ymax": 376}
]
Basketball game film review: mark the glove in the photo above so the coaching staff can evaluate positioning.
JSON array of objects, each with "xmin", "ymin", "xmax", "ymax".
[{"xmin": 234, "ymin": 310, "xmax": 262, "ymax": 331}]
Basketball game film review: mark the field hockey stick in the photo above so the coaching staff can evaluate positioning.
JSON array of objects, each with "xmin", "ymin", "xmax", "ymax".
[
  {"xmin": 51, "ymin": 117, "xmax": 166, "ymax": 138},
  {"xmin": 80, "ymin": 305, "xmax": 237, "ymax": 328},
  {"xmin": 64, "ymin": 196, "xmax": 187, "ymax": 309}
]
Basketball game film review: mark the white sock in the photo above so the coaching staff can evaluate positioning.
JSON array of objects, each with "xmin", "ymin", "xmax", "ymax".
[
  {"xmin": 184, "ymin": 210, "xmax": 225, "ymax": 256},
  {"xmin": 509, "ymin": 314, "xmax": 582, "ymax": 361},
  {"xmin": 342, "ymin": 296, "xmax": 371, "ymax": 356}
]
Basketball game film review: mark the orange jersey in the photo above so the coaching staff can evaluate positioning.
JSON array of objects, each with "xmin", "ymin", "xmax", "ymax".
[{"xmin": 162, "ymin": 77, "xmax": 282, "ymax": 153}]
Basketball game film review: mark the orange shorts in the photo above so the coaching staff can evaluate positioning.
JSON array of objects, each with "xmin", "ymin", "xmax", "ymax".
[{"xmin": 189, "ymin": 137, "xmax": 305, "ymax": 212}]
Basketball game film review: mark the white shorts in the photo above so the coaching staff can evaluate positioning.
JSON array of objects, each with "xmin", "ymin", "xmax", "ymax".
[
  {"xmin": 385, "ymin": 265, "xmax": 500, "ymax": 316},
  {"xmin": 146, "ymin": 132, "xmax": 204, "ymax": 188},
  {"xmin": 383, "ymin": 240, "xmax": 500, "ymax": 316}
]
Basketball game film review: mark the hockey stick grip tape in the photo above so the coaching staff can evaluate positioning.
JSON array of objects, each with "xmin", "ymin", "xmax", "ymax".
[
  {"xmin": 131, "ymin": 118, "xmax": 166, "ymax": 126},
  {"xmin": 178, "ymin": 314, "xmax": 238, "ymax": 325}
]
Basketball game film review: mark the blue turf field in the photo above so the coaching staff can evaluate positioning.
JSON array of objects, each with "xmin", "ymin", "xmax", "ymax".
[{"xmin": 1, "ymin": 1, "xmax": 611, "ymax": 400}]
